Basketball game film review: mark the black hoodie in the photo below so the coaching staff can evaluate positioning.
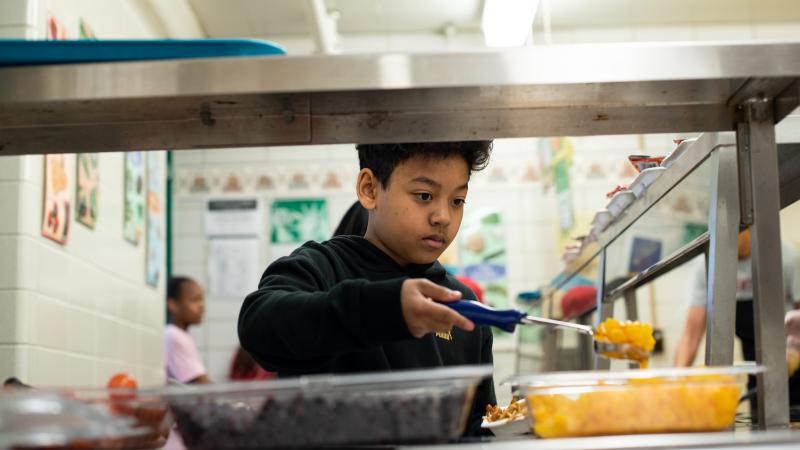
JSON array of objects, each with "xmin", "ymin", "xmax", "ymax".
[{"xmin": 238, "ymin": 235, "xmax": 496, "ymax": 437}]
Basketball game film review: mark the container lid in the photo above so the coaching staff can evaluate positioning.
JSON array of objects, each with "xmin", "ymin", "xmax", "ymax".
[
  {"xmin": 145, "ymin": 365, "xmax": 493, "ymax": 399},
  {"xmin": 504, "ymin": 364, "xmax": 763, "ymax": 388}
]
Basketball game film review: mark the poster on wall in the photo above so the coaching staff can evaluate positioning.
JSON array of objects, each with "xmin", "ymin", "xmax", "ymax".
[
  {"xmin": 538, "ymin": 137, "xmax": 578, "ymax": 251},
  {"xmin": 76, "ymin": 153, "xmax": 98, "ymax": 229},
  {"xmin": 42, "ymin": 154, "xmax": 71, "ymax": 245},
  {"xmin": 123, "ymin": 151, "xmax": 145, "ymax": 245},
  {"xmin": 628, "ymin": 236, "xmax": 663, "ymax": 274},
  {"xmin": 78, "ymin": 18, "xmax": 96, "ymax": 39},
  {"xmin": 46, "ymin": 13, "xmax": 68, "ymax": 40},
  {"xmin": 459, "ymin": 211, "xmax": 508, "ymax": 310},
  {"xmin": 146, "ymin": 152, "xmax": 163, "ymax": 287},
  {"xmin": 269, "ymin": 199, "xmax": 329, "ymax": 244}
]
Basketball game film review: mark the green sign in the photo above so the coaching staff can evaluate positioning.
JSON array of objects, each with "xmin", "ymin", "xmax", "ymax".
[{"xmin": 270, "ymin": 199, "xmax": 329, "ymax": 244}]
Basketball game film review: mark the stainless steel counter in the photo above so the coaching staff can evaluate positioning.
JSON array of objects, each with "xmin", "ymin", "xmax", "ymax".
[{"xmin": 403, "ymin": 430, "xmax": 800, "ymax": 450}]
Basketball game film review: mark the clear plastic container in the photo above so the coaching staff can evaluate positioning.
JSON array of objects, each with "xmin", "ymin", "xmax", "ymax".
[
  {"xmin": 147, "ymin": 365, "xmax": 492, "ymax": 449},
  {"xmin": 662, "ymin": 137, "xmax": 699, "ymax": 169},
  {"xmin": 510, "ymin": 365, "xmax": 761, "ymax": 438},
  {"xmin": 591, "ymin": 210, "xmax": 613, "ymax": 232},
  {"xmin": 0, "ymin": 391, "xmax": 149, "ymax": 449},
  {"xmin": 67, "ymin": 386, "xmax": 171, "ymax": 448},
  {"xmin": 630, "ymin": 166, "xmax": 666, "ymax": 198},
  {"xmin": 606, "ymin": 190, "xmax": 636, "ymax": 218}
]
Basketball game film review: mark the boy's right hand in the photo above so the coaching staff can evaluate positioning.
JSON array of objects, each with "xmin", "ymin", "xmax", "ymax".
[{"xmin": 400, "ymin": 279, "xmax": 475, "ymax": 338}]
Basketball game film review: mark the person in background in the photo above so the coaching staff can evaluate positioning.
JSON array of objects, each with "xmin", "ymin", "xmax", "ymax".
[
  {"xmin": 787, "ymin": 310, "xmax": 800, "ymax": 409},
  {"xmin": 229, "ymin": 346, "xmax": 277, "ymax": 381},
  {"xmin": 333, "ymin": 200, "xmax": 369, "ymax": 237},
  {"xmin": 455, "ymin": 275, "xmax": 484, "ymax": 303},
  {"xmin": 165, "ymin": 276, "xmax": 211, "ymax": 384},
  {"xmin": 238, "ymin": 141, "xmax": 496, "ymax": 437},
  {"xmin": 674, "ymin": 230, "xmax": 800, "ymax": 416}
]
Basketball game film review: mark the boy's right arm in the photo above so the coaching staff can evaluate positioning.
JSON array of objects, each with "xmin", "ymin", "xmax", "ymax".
[{"xmin": 238, "ymin": 253, "xmax": 473, "ymax": 372}]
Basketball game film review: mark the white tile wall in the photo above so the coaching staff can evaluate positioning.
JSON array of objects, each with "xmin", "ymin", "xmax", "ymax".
[
  {"xmin": 0, "ymin": 24, "xmax": 36, "ymax": 37},
  {"xmin": 1, "ymin": 151, "xmax": 167, "ymax": 388},
  {"xmin": 0, "ymin": 345, "xmax": 28, "ymax": 381},
  {"xmin": 0, "ymin": 0, "xmax": 36, "ymax": 27},
  {"xmin": 0, "ymin": 291, "xmax": 29, "ymax": 343},
  {"xmin": 0, "ymin": 237, "xmax": 22, "ymax": 289}
]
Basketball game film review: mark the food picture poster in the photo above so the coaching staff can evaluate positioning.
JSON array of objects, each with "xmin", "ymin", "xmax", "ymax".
[
  {"xmin": 42, "ymin": 154, "xmax": 71, "ymax": 245},
  {"xmin": 76, "ymin": 153, "xmax": 98, "ymax": 228},
  {"xmin": 146, "ymin": 152, "xmax": 163, "ymax": 287},
  {"xmin": 124, "ymin": 152, "xmax": 145, "ymax": 245},
  {"xmin": 458, "ymin": 211, "xmax": 508, "ymax": 309}
]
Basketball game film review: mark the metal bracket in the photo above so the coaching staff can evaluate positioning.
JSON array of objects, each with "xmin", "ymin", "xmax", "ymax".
[
  {"xmin": 737, "ymin": 122, "xmax": 755, "ymax": 226},
  {"xmin": 282, "ymin": 97, "xmax": 296, "ymax": 124},
  {"xmin": 740, "ymin": 96, "xmax": 772, "ymax": 123},
  {"xmin": 735, "ymin": 97, "xmax": 771, "ymax": 227},
  {"xmin": 200, "ymin": 102, "xmax": 216, "ymax": 126}
]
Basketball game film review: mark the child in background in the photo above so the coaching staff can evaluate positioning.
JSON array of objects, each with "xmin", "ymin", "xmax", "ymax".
[{"xmin": 165, "ymin": 276, "xmax": 211, "ymax": 384}]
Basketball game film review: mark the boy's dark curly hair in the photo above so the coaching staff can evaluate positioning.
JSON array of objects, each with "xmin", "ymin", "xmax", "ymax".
[{"xmin": 356, "ymin": 141, "xmax": 492, "ymax": 187}]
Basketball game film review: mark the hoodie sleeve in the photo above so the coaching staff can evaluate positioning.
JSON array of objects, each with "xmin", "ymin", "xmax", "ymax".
[{"xmin": 238, "ymin": 248, "xmax": 413, "ymax": 372}]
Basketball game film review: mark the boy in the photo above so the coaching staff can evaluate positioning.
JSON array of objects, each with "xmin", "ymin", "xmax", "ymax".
[
  {"xmin": 165, "ymin": 276, "xmax": 211, "ymax": 384},
  {"xmin": 238, "ymin": 141, "xmax": 495, "ymax": 436}
]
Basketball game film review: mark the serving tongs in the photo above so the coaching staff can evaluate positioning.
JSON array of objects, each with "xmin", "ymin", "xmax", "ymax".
[{"xmin": 443, "ymin": 300, "xmax": 651, "ymax": 361}]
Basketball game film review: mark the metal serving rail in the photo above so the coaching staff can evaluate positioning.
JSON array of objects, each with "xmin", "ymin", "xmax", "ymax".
[{"xmin": 0, "ymin": 40, "xmax": 798, "ymax": 429}]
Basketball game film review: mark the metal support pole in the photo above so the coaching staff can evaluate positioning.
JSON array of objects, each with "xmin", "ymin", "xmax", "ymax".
[
  {"xmin": 541, "ymin": 290, "xmax": 559, "ymax": 371},
  {"xmin": 705, "ymin": 147, "xmax": 740, "ymax": 366},
  {"xmin": 576, "ymin": 312, "xmax": 593, "ymax": 369},
  {"xmin": 594, "ymin": 249, "xmax": 611, "ymax": 370},
  {"xmin": 623, "ymin": 288, "xmax": 640, "ymax": 369},
  {"xmin": 737, "ymin": 97, "xmax": 789, "ymax": 429},
  {"xmin": 623, "ymin": 289, "xmax": 638, "ymax": 321}
]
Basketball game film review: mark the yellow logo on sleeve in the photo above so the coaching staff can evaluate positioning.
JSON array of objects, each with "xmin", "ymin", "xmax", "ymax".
[{"xmin": 435, "ymin": 331, "xmax": 453, "ymax": 341}]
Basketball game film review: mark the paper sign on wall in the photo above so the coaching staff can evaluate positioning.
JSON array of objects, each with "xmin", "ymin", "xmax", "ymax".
[
  {"xmin": 205, "ymin": 199, "xmax": 260, "ymax": 237},
  {"xmin": 208, "ymin": 237, "xmax": 260, "ymax": 299}
]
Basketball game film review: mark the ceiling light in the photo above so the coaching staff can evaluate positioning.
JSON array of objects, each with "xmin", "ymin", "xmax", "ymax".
[{"xmin": 482, "ymin": 0, "xmax": 540, "ymax": 47}]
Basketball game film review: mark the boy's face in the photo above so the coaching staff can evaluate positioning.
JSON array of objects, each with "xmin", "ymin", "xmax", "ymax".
[
  {"xmin": 361, "ymin": 155, "xmax": 469, "ymax": 266},
  {"xmin": 168, "ymin": 280, "xmax": 205, "ymax": 325}
]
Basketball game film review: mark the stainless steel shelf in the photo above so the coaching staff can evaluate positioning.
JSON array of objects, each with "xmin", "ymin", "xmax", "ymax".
[{"xmin": 0, "ymin": 41, "xmax": 799, "ymax": 155}]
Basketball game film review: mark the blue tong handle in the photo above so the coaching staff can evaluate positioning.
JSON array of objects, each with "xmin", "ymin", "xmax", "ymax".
[{"xmin": 441, "ymin": 300, "xmax": 527, "ymax": 332}]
